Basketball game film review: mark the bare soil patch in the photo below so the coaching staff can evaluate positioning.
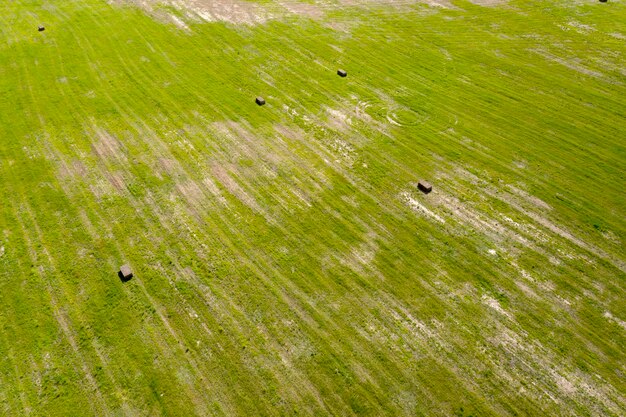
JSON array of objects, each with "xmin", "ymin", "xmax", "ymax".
[
  {"xmin": 468, "ymin": 0, "xmax": 508, "ymax": 6},
  {"xmin": 114, "ymin": 0, "xmax": 453, "ymax": 27},
  {"xmin": 530, "ymin": 48, "xmax": 603, "ymax": 78},
  {"xmin": 91, "ymin": 128, "xmax": 127, "ymax": 163}
]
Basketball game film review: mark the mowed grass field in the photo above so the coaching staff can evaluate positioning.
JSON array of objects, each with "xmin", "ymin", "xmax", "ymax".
[{"xmin": 0, "ymin": 0, "xmax": 625, "ymax": 415}]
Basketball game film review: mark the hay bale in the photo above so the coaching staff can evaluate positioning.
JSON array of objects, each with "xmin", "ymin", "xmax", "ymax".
[
  {"xmin": 119, "ymin": 264, "xmax": 133, "ymax": 281},
  {"xmin": 599, "ymin": 0, "xmax": 607, "ymax": 2},
  {"xmin": 337, "ymin": 69, "xmax": 347, "ymax": 77},
  {"xmin": 255, "ymin": 97, "xmax": 266, "ymax": 106},
  {"xmin": 38, "ymin": 26, "xmax": 45, "ymax": 32},
  {"xmin": 418, "ymin": 181, "xmax": 432, "ymax": 194}
]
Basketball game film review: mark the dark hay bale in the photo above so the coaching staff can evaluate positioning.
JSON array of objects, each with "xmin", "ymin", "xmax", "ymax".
[
  {"xmin": 599, "ymin": 0, "xmax": 607, "ymax": 3},
  {"xmin": 337, "ymin": 69, "xmax": 347, "ymax": 77},
  {"xmin": 38, "ymin": 26, "xmax": 45, "ymax": 32},
  {"xmin": 418, "ymin": 181, "xmax": 432, "ymax": 194},
  {"xmin": 119, "ymin": 264, "xmax": 133, "ymax": 282},
  {"xmin": 255, "ymin": 97, "xmax": 266, "ymax": 106}
]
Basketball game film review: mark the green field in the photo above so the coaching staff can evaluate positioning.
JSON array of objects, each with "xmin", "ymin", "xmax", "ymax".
[{"xmin": 0, "ymin": 0, "xmax": 625, "ymax": 415}]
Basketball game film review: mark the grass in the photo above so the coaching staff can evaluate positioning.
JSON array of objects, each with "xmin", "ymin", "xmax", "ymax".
[{"xmin": 0, "ymin": 0, "xmax": 625, "ymax": 415}]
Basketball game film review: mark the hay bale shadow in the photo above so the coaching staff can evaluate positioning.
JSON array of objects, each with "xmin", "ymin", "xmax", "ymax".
[{"xmin": 118, "ymin": 270, "xmax": 133, "ymax": 282}]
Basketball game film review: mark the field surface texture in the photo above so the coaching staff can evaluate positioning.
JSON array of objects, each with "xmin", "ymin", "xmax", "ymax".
[{"xmin": 0, "ymin": 0, "xmax": 625, "ymax": 415}]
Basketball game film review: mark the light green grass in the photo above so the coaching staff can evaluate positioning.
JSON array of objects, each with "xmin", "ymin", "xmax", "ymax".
[{"xmin": 0, "ymin": 0, "xmax": 624, "ymax": 415}]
